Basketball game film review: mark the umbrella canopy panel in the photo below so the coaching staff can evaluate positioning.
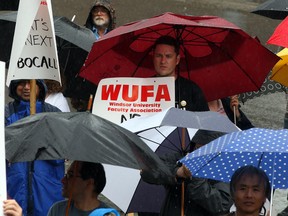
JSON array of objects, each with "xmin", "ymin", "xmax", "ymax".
[
  {"xmin": 5, "ymin": 112, "xmax": 171, "ymax": 174},
  {"xmin": 251, "ymin": 0, "xmax": 288, "ymax": 20},
  {"xmin": 180, "ymin": 128, "xmax": 288, "ymax": 189}
]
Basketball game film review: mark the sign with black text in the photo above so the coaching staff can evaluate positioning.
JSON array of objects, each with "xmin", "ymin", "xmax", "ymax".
[{"xmin": 6, "ymin": 0, "xmax": 60, "ymax": 86}]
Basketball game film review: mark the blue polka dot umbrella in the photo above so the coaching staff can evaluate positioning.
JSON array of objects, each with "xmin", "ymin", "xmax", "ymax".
[{"xmin": 179, "ymin": 128, "xmax": 288, "ymax": 189}]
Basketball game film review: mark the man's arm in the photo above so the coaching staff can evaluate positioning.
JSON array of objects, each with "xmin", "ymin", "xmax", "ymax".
[{"xmin": 186, "ymin": 179, "xmax": 233, "ymax": 215}]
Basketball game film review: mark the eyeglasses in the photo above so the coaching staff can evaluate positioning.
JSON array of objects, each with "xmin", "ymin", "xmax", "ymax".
[{"xmin": 64, "ymin": 172, "xmax": 82, "ymax": 180}]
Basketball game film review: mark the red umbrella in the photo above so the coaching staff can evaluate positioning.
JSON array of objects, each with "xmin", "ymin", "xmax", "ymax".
[
  {"xmin": 80, "ymin": 12, "xmax": 279, "ymax": 101},
  {"xmin": 267, "ymin": 16, "xmax": 288, "ymax": 47}
]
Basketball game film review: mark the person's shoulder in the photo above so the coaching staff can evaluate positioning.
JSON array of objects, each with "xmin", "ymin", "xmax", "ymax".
[
  {"xmin": 43, "ymin": 102, "xmax": 62, "ymax": 112},
  {"xmin": 48, "ymin": 200, "xmax": 68, "ymax": 216},
  {"xmin": 177, "ymin": 76, "xmax": 199, "ymax": 87},
  {"xmin": 52, "ymin": 199, "xmax": 68, "ymax": 207}
]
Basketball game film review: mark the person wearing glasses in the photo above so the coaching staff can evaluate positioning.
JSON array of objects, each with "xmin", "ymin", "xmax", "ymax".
[
  {"xmin": 69, "ymin": 0, "xmax": 116, "ymax": 112},
  {"xmin": 85, "ymin": 0, "xmax": 115, "ymax": 40},
  {"xmin": 47, "ymin": 161, "xmax": 120, "ymax": 216}
]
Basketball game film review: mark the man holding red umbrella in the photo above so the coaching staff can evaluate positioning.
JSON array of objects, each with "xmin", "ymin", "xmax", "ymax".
[
  {"xmin": 139, "ymin": 36, "xmax": 232, "ymax": 216},
  {"xmin": 153, "ymin": 35, "xmax": 209, "ymax": 111}
]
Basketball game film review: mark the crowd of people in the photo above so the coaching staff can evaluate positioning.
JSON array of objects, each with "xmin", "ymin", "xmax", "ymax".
[{"xmin": 3, "ymin": 0, "xmax": 277, "ymax": 216}]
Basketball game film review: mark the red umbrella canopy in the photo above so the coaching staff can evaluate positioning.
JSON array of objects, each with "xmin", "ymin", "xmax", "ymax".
[
  {"xmin": 80, "ymin": 12, "xmax": 279, "ymax": 101},
  {"xmin": 267, "ymin": 16, "xmax": 288, "ymax": 48}
]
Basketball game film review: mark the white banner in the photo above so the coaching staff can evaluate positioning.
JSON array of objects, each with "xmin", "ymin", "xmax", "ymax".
[
  {"xmin": 0, "ymin": 61, "xmax": 7, "ymax": 216},
  {"xmin": 92, "ymin": 77, "xmax": 175, "ymax": 124},
  {"xmin": 6, "ymin": 0, "xmax": 61, "ymax": 86}
]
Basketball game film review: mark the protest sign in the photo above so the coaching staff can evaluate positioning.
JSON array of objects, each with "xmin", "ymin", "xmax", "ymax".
[
  {"xmin": 92, "ymin": 77, "xmax": 175, "ymax": 124},
  {"xmin": 6, "ymin": 0, "xmax": 60, "ymax": 86},
  {"xmin": 0, "ymin": 61, "xmax": 7, "ymax": 216}
]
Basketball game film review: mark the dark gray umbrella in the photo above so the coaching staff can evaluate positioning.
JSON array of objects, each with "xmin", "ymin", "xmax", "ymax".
[
  {"xmin": 5, "ymin": 112, "xmax": 170, "ymax": 175},
  {"xmin": 251, "ymin": 0, "xmax": 288, "ymax": 20},
  {"xmin": 0, "ymin": 0, "xmax": 19, "ymax": 10},
  {"xmin": 239, "ymin": 76, "xmax": 287, "ymax": 103}
]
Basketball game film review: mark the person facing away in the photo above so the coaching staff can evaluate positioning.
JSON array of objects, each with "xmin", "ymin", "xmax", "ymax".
[
  {"xmin": 48, "ymin": 161, "xmax": 120, "ymax": 216},
  {"xmin": 208, "ymin": 95, "xmax": 254, "ymax": 130},
  {"xmin": 141, "ymin": 130, "xmax": 233, "ymax": 216},
  {"xmin": 70, "ymin": 0, "xmax": 116, "ymax": 112},
  {"xmin": 44, "ymin": 79, "xmax": 71, "ymax": 112},
  {"xmin": 153, "ymin": 35, "xmax": 209, "ymax": 111},
  {"xmin": 5, "ymin": 79, "xmax": 64, "ymax": 216},
  {"xmin": 228, "ymin": 165, "xmax": 271, "ymax": 216}
]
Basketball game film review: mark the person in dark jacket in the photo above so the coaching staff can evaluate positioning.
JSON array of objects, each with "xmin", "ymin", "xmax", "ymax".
[
  {"xmin": 153, "ymin": 35, "xmax": 209, "ymax": 111},
  {"xmin": 208, "ymin": 95, "xmax": 254, "ymax": 130},
  {"xmin": 141, "ymin": 130, "xmax": 233, "ymax": 216},
  {"xmin": 70, "ymin": 0, "xmax": 116, "ymax": 112},
  {"xmin": 84, "ymin": 0, "xmax": 116, "ymax": 40},
  {"xmin": 5, "ymin": 79, "xmax": 64, "ymax": 216}
]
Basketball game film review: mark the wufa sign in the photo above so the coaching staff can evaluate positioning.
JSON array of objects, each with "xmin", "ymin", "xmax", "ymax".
[
  {"xmin": 6, "ymin": 0, "xmax": 61, "ymax": 86},
  {"xmin": 93, "ymin": 77, "xmax": 175, "ymax": 125}
]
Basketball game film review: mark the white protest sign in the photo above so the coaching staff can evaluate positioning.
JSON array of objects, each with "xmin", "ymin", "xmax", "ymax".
[
  {"xmin": 92, "ymin": 77, "xmax": 175, "ymax": 124},
  {"xmin": 0, "ymin": 61, "xmax": 7, "ymax": 216},
  {"xmin": 6, "ymin": 0, "xmax": 61, "ymax": 86}
]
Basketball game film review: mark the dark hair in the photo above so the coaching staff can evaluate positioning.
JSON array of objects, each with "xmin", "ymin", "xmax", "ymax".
[
  {"xmin": 154, "ymin": 35, "xmax": 179, "ymax": 55},
  {"xmin": 230, "ymin": 165, "xmax": 271, "ymax": 200},
  {"xmin": 189, "ymin": 130, "xmax": 226, "ymax": 152},
  {"xmin": 9, "ymin": 79, "xmax": 47, "ymax": 102},
  {"xmin": 79, "ymin": 162, "xmax": 106, "ymax": 194}
]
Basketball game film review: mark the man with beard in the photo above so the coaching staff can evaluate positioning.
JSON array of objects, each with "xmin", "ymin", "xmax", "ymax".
[
  {"xmin": 69, "ymin": 0, "xmax": 116, "ymax": 112},
  {"xmin": 84, "ymin": 0, "xmax": 116, "ymax": 40}
]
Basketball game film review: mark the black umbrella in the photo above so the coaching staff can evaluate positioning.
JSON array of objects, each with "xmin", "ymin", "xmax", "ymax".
[
  {"xmin": 0, "ymin": 0, "xmax": 19, "ymax": 10},
  {"xmin": 5, "ymin": 112, "xmax": 168, "ymax": 170},
  {"xmin": 0, "ymin": 11, "xmax": 96, "ymax": 99},
  {"xmin": 239, "ymin": 76, "xmax": 287, "ymax": 103},
  {"xmin": 251, "ymin": 0, "xmax": 288, "ymax": 20}
]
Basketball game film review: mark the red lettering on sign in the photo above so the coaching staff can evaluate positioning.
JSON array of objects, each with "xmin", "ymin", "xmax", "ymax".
[
  {"xmin": 141, "ymin": 85, "xmax": 154, "ymax": 102},
  {"xmin": 122, "ymin": 85, "xmax": 138, "ymax": 102},
  {"xmin": 102, "ymin": 85, "xmax": 121, "ymax": 100},
  {"xmin": 155, "ymin": 85, "xmax": 171, "ymax": 101},
  {"xmin": 101, "ymin": 84, "xmax": 171, "ymax": 102}
]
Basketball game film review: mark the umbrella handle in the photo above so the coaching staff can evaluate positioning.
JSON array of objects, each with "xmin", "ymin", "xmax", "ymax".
[{"xmin": 233, "ymin": 105, "xmax": 236, "ymax": 124}]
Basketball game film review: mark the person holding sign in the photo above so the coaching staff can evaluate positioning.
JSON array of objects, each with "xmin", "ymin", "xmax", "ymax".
[
  {"xmin": 3, "ymin": 199, "xmax": 23, "ymax": 216},
  {"xmin": 5, "ymin": 79, "xmax": 64, "ymax": 216},
  {"xmin": 153, "ymin": 35, "xmax": 209, "ymax": 111}
]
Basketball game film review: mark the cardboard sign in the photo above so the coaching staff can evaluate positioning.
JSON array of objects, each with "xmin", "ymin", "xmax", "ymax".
[
  {"xmin": 6, "ymin": 0, "xmax": 61, "ymax": 86},
  {"xmin": 92, "ymin": 77, "xmax": 175, "ymax": 124},
  {"xmin": 0, "ymin": 61, "xmax": 7, "ymax": 216}
]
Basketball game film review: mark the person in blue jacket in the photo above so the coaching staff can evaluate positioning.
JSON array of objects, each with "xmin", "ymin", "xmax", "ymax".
[{"xmin": 5, "ymin": 79, "xmax": 64, "ymax": 216}]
